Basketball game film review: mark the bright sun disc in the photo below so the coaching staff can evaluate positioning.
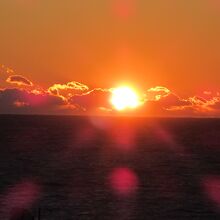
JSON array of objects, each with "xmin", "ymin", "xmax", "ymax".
[{"xmin": 110, "ymin": 86, "xmax": 140, "ymax": 111}]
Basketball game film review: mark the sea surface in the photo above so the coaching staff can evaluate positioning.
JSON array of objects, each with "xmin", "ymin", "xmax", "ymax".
[{"xmin": 0, "ymin": 115, "xmax": 220, "ymax": 219}]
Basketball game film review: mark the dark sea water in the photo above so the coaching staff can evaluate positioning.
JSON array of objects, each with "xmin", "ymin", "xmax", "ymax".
[{"xmin": 0, "ymin": 115, "xmax": 220, "ymax": 219}]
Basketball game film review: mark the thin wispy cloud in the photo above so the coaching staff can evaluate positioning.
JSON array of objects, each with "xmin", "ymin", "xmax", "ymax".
[
  {"xmin": 6, "ymin": 75, "xmax": 33, "ymax": 87},
  {"xmin": 48, "ymin": 81, "xmax": 89, "ymax": 96}
]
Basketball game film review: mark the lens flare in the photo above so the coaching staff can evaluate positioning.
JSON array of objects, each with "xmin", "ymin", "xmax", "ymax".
[{"xmin": 109, "ymin": 167, "xmax": 139, "ymax": 197}]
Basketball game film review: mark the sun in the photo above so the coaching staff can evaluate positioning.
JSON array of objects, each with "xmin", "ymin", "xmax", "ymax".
[{"xmin": 110, "ymin": 86, "xmax": 140, "ymax": 111}]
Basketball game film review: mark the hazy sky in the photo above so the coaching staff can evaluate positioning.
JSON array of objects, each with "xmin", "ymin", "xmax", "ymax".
[{"xmin": 0, "ymin": 0, "xmax": 220, "ymax": 95}]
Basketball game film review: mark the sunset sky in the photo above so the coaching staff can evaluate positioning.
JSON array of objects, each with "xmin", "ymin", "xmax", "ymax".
[{"xmin": 0, "ymin": 0, "xmax": 220, "ymax": 116}]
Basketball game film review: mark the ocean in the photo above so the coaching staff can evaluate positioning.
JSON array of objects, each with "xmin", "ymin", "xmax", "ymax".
[{"xmin": 0, "ymin": 115, "xmax": 220, "ymax": 219}]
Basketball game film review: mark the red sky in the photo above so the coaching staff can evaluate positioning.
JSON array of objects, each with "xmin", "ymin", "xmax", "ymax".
[{"xmin": 0, "ymin": 0, "xmax": 220, "ymax": 116}]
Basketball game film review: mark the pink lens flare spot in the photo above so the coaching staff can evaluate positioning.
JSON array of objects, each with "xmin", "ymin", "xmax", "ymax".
[
  {"xmin": 3, "ymin": 180, "xmax": 41, "ymax": 212},
  {"xmin": 202, "ymin": 176, "xmax": 220, "ymax": 210},
  {"xmin": 109, "ymin": 167, "xmax": 139, "ymax": 197}
]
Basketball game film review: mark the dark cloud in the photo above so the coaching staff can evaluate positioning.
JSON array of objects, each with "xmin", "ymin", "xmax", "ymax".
[
  {"xmin": 140, "ymin": 87, "xmax": 220, "ymax": 117},
  {"xmin": 137, "ymin": 92, "xmax": 192, "ymax": 117},
  {"xmin": 0, "ymin": 77, "xmax": 220, "ymax": 116},
  {"xmin": 0, "ymin": 88, "xmax": 76, "ymax": 115},
  {"xmin": 159, "ymin": 93, "xmax": 191, "ymax": 109},
  {"xmin": 70, "ymin": 89, "xmax": 112, "ymax": 112},
  {"xmin": 6, "ymin": 75, "xmax": 33, "ymax": 86}
]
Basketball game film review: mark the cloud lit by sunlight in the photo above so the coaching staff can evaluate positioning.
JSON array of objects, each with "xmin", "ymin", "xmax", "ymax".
[
  {"xmin": 6, "ymin": 75, "xmax": 33, "ymax": 87},
  {"xmin": 48, "ymin": 81, "xmax": 89, "ymax": 96},
  {"xmin": 0, "ymin": 67, "xmax": 220, "ymax": 116}
]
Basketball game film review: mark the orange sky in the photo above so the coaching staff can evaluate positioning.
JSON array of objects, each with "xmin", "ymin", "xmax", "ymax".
[{"xmin": 0, "ymin": 0, "xmax": 220, "ymax": 116}]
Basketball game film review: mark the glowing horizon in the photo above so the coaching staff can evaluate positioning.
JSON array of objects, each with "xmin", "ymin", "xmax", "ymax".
[
  {"xmin": 0, "ymin": 68, "xmax": 220, "ymax": 117},
  {"xmin": 0, "ymin": 1, "xmax": 219, "ymax": 117}
]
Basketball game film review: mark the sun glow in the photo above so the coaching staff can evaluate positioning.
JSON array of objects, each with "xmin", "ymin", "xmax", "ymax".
[{"xmin": 110, "ymin": 86, "xmax": 140, "ymax": 111}]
